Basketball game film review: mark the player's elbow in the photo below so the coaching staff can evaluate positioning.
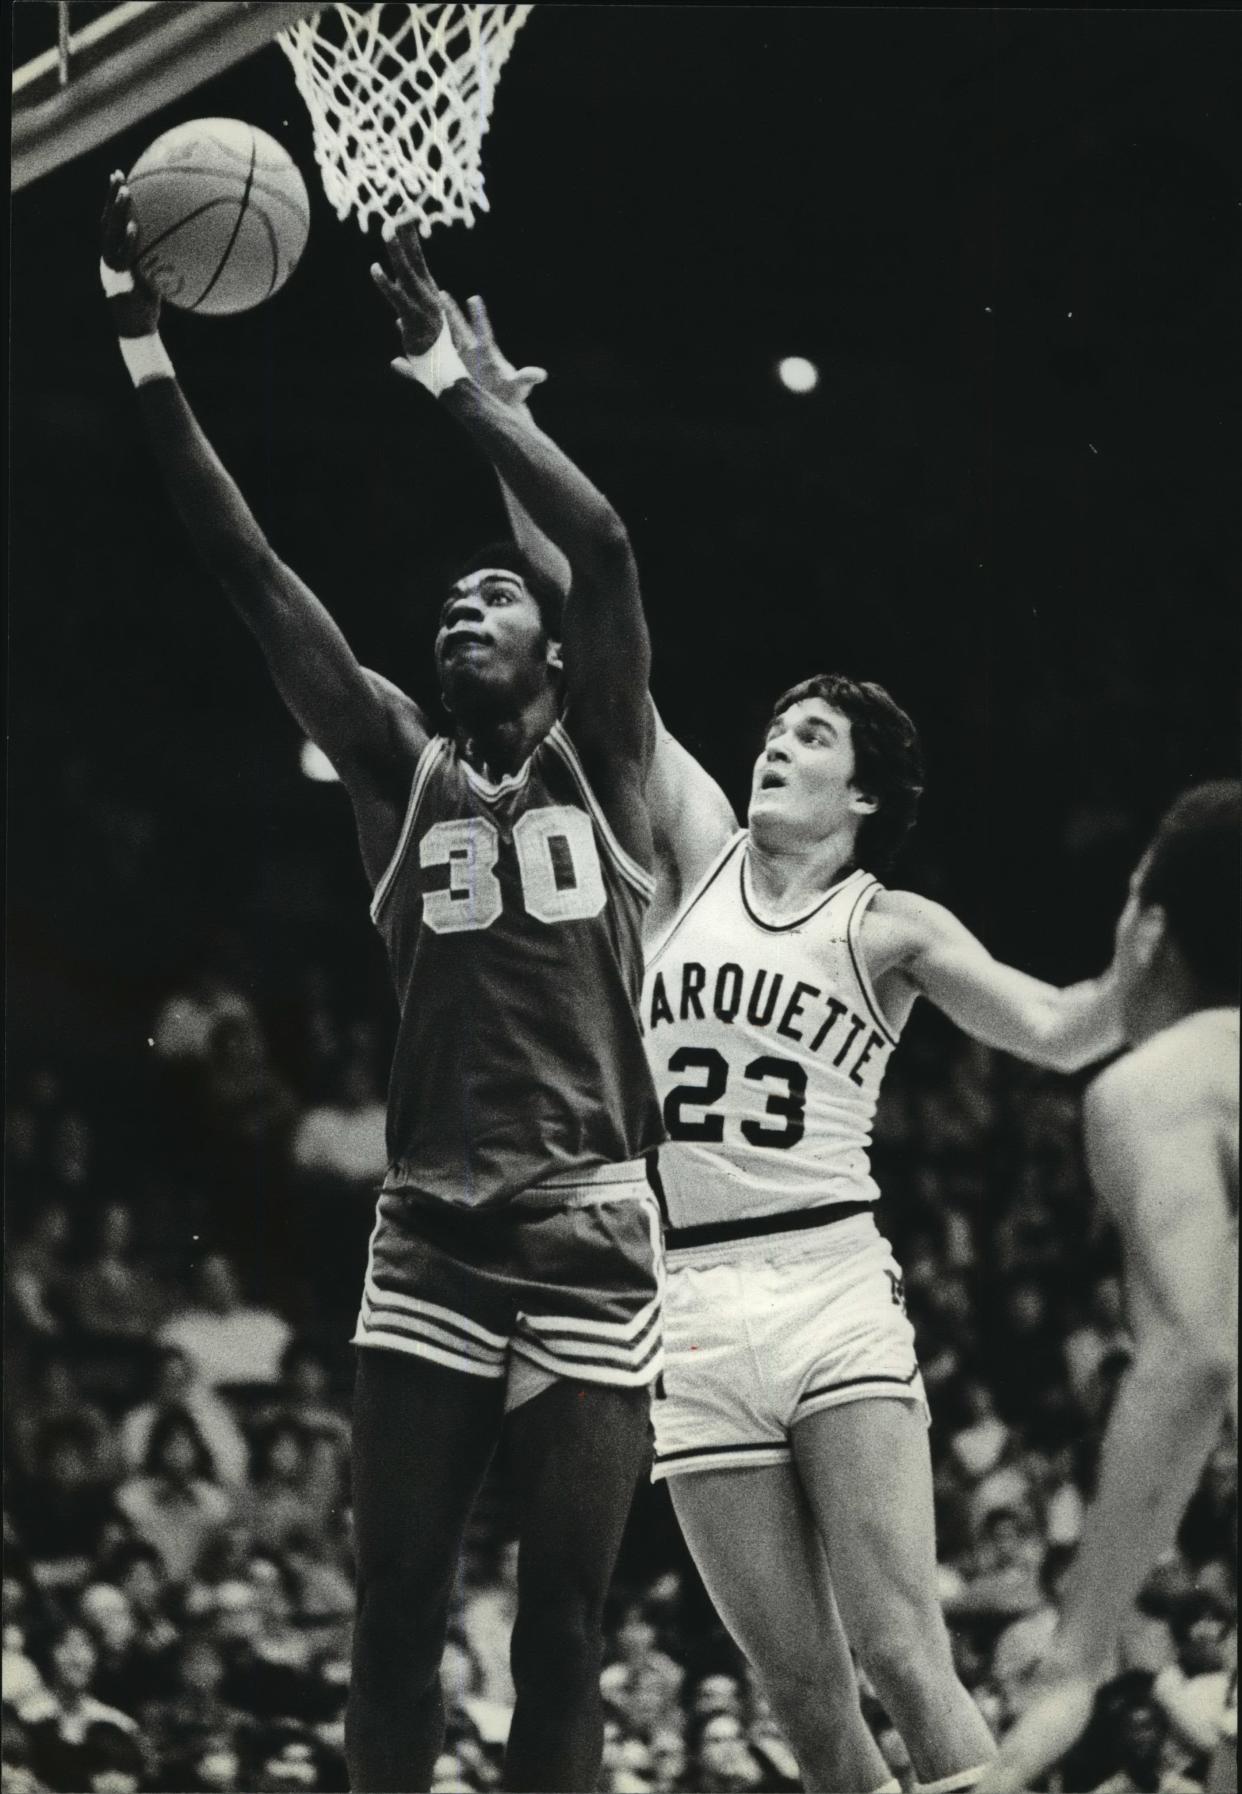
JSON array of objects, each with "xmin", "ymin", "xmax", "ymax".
[{"xmin": 578, "ymin": 507, "xmax": 634, "ymax": 574}]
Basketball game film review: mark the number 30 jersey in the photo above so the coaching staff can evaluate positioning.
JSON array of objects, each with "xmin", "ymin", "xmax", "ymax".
[
  {"xmin": 372, "ymin": 722, "xmax": 664, "ymax": 1210},
  {"xmin": 644, "ymin": 834, "xmax": 901, "ymax": 1230}
]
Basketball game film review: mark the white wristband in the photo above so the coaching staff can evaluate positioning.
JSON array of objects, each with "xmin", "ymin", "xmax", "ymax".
[
  {"xmin": 100, "ymin": 258, "xmax": 135, "ymax": 298},
  {"xmin": 118, "ymin": 333, "xmax": 175, "ymax": 387},
  {"xmin": 397, "ymin": 318, "xmax": 468, "ymax": 396}
]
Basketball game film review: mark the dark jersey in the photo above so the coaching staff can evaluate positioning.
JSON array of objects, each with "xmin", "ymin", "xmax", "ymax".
[{"xmin": 371, "ymin": 720, "xmax": 664, "ymax": 1209}]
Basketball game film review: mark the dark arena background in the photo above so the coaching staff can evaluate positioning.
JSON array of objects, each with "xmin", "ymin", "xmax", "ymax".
[{"xmin": 6, "ymin": 8, "xmax": 1239, "ymax": 1793}]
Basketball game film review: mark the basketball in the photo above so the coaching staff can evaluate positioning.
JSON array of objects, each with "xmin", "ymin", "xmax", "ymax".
[{"xmin": 127, "ymin": 118, "xmax": 310, "ymax": 316}]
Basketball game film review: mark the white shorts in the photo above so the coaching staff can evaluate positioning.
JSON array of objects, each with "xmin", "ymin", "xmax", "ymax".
[{"xmin": 651, "ymin": 1209, "xmax": 927, "ymax": 1482}]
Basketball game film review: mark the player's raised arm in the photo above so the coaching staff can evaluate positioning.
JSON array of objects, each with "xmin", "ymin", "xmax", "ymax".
[
  {"xmin": 374, "ymin": 224, "xmax": 652, "ymax": 773},
  {"xmin": 865, "ymin": 890, "xmax": 1125, "ymax": 1071},
  {"xmin": 100, "ymin": 176, "xmax": 427, "ymax": 849},
  {"xmin": 438, "ymin": 291, "xmax": 572, "ymax": 603}
]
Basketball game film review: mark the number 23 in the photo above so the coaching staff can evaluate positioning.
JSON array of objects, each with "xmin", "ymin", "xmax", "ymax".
[{"xmin": 663, "ymin": 1047, "xmax": 807, "ymax": 1150}]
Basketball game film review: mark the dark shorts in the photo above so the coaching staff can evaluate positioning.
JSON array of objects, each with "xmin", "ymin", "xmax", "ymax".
[{"xmin": 354, "ymin": 1173, "xmax": 664, "ymax": 1392}]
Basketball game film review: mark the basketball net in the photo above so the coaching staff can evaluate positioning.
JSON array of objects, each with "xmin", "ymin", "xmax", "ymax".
[{"xmin": 277, "ymin": 3, "xmax": 533, "ymax": 234}]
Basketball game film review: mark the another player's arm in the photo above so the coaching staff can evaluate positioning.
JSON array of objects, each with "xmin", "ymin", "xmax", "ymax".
[
  {"xmin": 865, "ymin": 890, "xmax": 1124, "ymax": 1072},
  {"xmin": 411, "ymin": 280, "xmax": 739, "ymax": 902},
  {"xmin": 976, "ymin": 1057, "xmax": 1235, "ymax": 1794},
  {"xmin": 376, "ymin": 225, "xmax": 653, "ymax": 832},
  {"xmin": 102, "ymin": 177, "xmax": 427, "ymax": 879},
  {"xmin": 438, "ymin": 291, "xmax": 572, "ymax": 601}
]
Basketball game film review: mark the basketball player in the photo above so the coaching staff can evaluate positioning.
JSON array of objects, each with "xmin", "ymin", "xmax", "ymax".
[
  {"xmin": 100, "ymin": 181, "xmax": 666, "ymax": 1794},
  {"xmin": 444, "ymin": 305, "xmax": 1128, "ymax": 1794},
  {"xmin": 977, "ymin": 781, "xmax": 1239, "ymax": 1794}
]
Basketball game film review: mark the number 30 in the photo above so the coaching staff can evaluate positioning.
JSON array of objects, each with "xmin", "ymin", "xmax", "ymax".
[{"xmin": 419, "ymin": 807, "xmax": 606, "ymax": 934}]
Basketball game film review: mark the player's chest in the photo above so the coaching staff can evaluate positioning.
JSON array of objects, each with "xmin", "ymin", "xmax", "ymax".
[{"xmin": 413, "ymin": 798, "xmax": 611, "ymax": 936}]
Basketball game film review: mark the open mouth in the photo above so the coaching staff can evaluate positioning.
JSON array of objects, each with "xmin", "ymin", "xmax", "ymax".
[
  {"xmin": 443, "ymin": 631, "xmax": 490, "ymax": 657},
  {"xmin": 758, "ymin": 771, "xmax": 786, "ymax": 791}
]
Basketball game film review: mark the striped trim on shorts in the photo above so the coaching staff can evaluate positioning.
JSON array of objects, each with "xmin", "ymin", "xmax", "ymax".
[{"xmin": 354, "ymin": 1166, "xmax": 665, "ymax": 1391}]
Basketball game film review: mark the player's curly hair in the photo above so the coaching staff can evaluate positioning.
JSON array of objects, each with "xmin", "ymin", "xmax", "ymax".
[
  {"xmin": 442, "ymin": 540, "xmax": 565, "ymax": 641},
  {"xmin": 770, "ymin": 673, "xmax": 924, "ymax": 875},
  {"xmin": 1139, "ymin": 778, "xmax": 1241, "ymax": 999}
]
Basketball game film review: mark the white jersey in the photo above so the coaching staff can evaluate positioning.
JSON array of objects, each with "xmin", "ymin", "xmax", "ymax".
[{"xmin": 644, "ymin": 833, "xmax": 901, "ymax": 1235}]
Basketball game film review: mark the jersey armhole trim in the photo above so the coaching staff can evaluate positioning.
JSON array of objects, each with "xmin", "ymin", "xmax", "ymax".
[
  {"xmin": 646, "ymin": 830, "xmax": 748, "ymax": 967},
  {"xmin": 846, "ymin": 879, "xmax": 901, "ymax": 1047},
  {"xmin": 546, "ymin": 721, "xmax": 656, "ymax": 903},
  {"xmin": 369, "ymin": 737, "xmax": 446, "ymax": 924}
]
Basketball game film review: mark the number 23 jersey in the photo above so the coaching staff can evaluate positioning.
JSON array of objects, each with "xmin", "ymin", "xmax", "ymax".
[
  {"xmin": 372, "ymin": 721, "xmax": 664, "ymax": 1209},
  {"xmin": 644, "ymin": 834, "xmax": 901, "ymax": 1228}
]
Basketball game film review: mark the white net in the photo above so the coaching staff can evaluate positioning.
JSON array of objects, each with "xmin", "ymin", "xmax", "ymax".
[{"xmin": 277, "ymin": 3, "xmax": 533, "ymax": 234}]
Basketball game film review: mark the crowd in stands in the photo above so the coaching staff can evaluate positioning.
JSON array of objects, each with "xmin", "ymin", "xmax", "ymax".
[{"xmin": 4, "ymin": 964, "xmax": 1236, "ymax": 1793}]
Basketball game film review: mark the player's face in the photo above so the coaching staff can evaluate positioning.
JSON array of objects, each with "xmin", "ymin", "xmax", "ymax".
[
  {"xmin": 748, "ymin": 698, "xmax": 877, "ymax": 847},
  {"xmin": 435, "ymin": 569, "xmax": 560, "ymax": 713}
]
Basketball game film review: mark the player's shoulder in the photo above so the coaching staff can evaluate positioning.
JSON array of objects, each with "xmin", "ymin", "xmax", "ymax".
[
  {"xmin": 862, "ymin": 887, "xmax": 960, "ymax": 959},
  {"xmin": 360, "ymin": 667, "xmax": 431, "ymax": 754},
  {"xmin": 1085, "ymin": 1008, "xmax": 1239, "ymax": 1134}
]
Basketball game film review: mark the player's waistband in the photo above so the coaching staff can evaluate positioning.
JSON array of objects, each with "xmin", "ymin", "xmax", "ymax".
[
  {"xmin": 663, "ymin": 1199, "xmax": 875, "ymax": 1253},
  {"xmin": 510, "ymin": 1158, "xmax": 655, "ymax": 1212},
  {"xmin": 382, "ymin": 1157, "xmax": 656, "ymax": 1218}
]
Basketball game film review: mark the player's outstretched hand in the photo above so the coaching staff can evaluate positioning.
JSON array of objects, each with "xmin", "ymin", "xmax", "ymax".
[
  {"xmin": 441, "ymin": 292, "xmax": 548, "ymax": 413},
  {"xmin": 371, "ymin": 220, "xmax": 444, "ymax": 357},
  {"xmin": 101, "ymin": 171, "xmax": 160, "ymax": 336}
]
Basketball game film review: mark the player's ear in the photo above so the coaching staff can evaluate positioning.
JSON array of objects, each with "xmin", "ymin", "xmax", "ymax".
[
  {"xmin": 849, "ymin": 788, "xmax": 880, "ymax": 817},
  {"xmin": 1131, "ymin": 901, "xmax": 1167, "ymax": 970},
  {"xmin": 546, "ymin": 638, "xmax": 563, "ymax": 675}
]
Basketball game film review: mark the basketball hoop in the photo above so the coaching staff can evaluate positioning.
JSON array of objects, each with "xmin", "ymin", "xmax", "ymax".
[{"xmin": 276, "ymin": 3, "xmax": 533, "ymax": 235}]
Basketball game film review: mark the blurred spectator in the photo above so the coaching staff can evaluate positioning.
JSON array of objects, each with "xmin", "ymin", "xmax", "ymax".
[
  {"xmin": 96, "ymin": 1541, "xmax": 178, "ymax": 1663},
  {"xmin": 689, "ymin": 1711, "xmax": 766, "ymax": 1793},
  {"xmin": 462, "ymin": 1541, "xmax": 519, "ymax": 1710},
  {"xmin": 250, "ymin": 1339, "xmax": 352, "ymax": 1500},
  {"xmin": 64, "ymin": 1202, "xmax": 168, "ymax": 1360},
  {"xmin": 1065, "ymin": 1276, "xmax": 1133, "ymax": 1410},
  {"xmin": 14, "ymin": 1620, "xmax": 142, "ymax": 1794},
  {"xmin": 1178, "ymin": 1441, "xmax": 1238, "ymax": 1570},
  {"xmin": 991, "ymin": 1542, "xmax": 1077, "ymax": 1722},
  {"xmin": 3, "ymin": 1574, "xmax": 47, "ymax": 1713},
  {"xmin": 249, "ymin": 1720, "xmax": 337, "ymax": 1792},
  {"xmin": 200, "ymin": 1015, "xmax": 299, "ymax": 1154},
  {"xmin": 75, "ymin": 1583, "xmax": 168, "ymax": 1715},
  {"xmin": 944, "ymin": 1505, "xmax": 1046, "ymax": 1625},
  {"xmin": 8, "ymin": 1419, "xmax": 119, "ymax": 1586},
  {"xmin": 947, "ymin": 1380, "xmax": 1013, "ymax": 1484},
  {"xmin": 648, "ymin": 1722, "xmax": 689, "ymax": 1793},
  {"xmin": 112, "ymin": 1407, "xmax": 233, "ymax": 1584},
  {"xmin": 1087, "ymin": 1676, "xmax": 1203, "ymax": 1792},
  {"xmin": 986, "ymin": 1277, "xmax": 1070, "ymax": 1428},
  {"xmin": 139, "ymin": 1632, "xmax": 254, "ymax": 1776},
  {"xmin": 152, "ymin": 952, "xmax": 259, "ymax": 1068},
  {"xmin": 1152, "ymin": 1590, "xmax": 1237, "ymax": 1762},
  {"xmin": 291, "ymin": 1043, "xmax": 387, "ymax": 1186},
  {"xmin": 278, "ymin": 1528, "xmax": 354, "ymax": 1634},
  {"xmin": 7, "ymin": 1358, "xmax": 122, "ymax": 1489},
  {"xmin": 5, "ymin": 1207, "xmax": 73, "ymax": 1344},
  {"xmin": 156, "ymin": 1254, "xmax": 292, "ymax": 1394},
  {"xmin": 233, "ymin": 1421, "xmax": 340, "ymax": 1557},
  {"xmin": 119, "ymin": 1346, "xmax": 248, "ymax": 1489}
]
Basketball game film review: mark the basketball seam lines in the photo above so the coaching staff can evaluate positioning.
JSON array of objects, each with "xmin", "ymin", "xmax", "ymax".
[
  {"xmin": 138, "ymin": 195, "xmax": 239, "ymax": 261},
  {"xmin": 129, "ymin": 167, "xmax": 309, "ymax": 221},
  {"xmin": 191, "ymin": 132, "xmax": 258, "ymax": 312}
]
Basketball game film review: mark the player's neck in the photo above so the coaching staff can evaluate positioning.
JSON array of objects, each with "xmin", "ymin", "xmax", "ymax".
[
  {"xmin": 745, "ymin": 828, "xmax": 857, "ymax": 911},
  {"xmin": 1127, "ymin": 971, "xmax": 1211, "ymax": 1046},
  {"xmin": 457, "ymin": 690, "xmax": 559, "ymax": 779}
]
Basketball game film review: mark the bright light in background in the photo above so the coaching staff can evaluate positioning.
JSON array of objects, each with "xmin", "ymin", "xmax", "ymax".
[
  {"xmin": 777, "ymin": 355, "xmax": 820, "ymax": 394},
  {"xmin": 301, "ymin": 739, "xmax": 340, "ymax": 783}
]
